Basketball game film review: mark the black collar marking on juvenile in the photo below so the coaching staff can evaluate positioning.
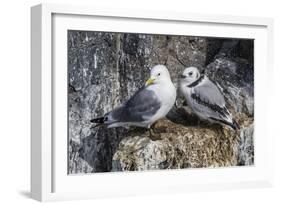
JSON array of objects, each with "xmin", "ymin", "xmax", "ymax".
[{"xmin": 187, "ymin": 75, "xmax": 205, "ymax": 88}]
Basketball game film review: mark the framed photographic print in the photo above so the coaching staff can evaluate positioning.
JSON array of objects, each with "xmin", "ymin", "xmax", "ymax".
[{"xmin": 31, "ymin": 3, "xmax": 274, "ymax": 201}]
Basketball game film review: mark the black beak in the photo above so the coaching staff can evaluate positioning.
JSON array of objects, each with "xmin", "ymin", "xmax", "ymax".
[{"xmin": 179, "ymin": 74, "xmax": 186, "ymax": 79}]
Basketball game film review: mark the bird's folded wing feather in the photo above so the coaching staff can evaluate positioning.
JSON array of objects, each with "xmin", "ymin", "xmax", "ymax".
[
  {"xmin": 193, "ymin": 79, "xmax": 225, "ymax": 107},
  {"xmin": 190, "ymin": 79, "xmax": 231, "ymax": 119},
  {"xmin": 110, "ymin": 87, "xmax": 161, "ymax": 123}
]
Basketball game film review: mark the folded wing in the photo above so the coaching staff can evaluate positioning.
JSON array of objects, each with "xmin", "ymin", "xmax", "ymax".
[
  {"xmin": 190, "ymin": 79, "xmax": 232, "ymax": 122},
  {"xmin": 109, "ymin": 87, "xmax": 161, "ymax": 123}
]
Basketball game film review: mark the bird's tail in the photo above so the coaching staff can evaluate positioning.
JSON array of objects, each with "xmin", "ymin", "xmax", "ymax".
[
  {"xmin": 90, "ymin": 116, "xmax": 108, "ymax": 129},
  {"xmin": 90, "ymin": 116, "xmax": 105, "ymax": 124},
  {"xmin": 232, "ymin": 119, "xmax": 240, "ymax": 130},
  {"xmin": 210, "ymin": 117, "xmax": 240, "ymax": 131}
]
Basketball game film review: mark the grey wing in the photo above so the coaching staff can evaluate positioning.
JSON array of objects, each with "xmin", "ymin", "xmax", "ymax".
[
  {"xmin": 194, "ymin": 79, "xmax": 225, "ymax": 107},
  {"xmin": 190, "ymin": 79, "xmax": 232, "ymax": 121},
  {"xmin": 109, "ymin": 87, "xmax": 161, "ymax": 123}
]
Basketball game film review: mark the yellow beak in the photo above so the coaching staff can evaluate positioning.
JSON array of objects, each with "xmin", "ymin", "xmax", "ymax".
[{"xmin": 145, "ymin": 78, "xmax": 155, "ymax": 86}]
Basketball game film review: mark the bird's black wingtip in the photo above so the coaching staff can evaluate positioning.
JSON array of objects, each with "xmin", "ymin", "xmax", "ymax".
[
  {"xmin": 90, "ymin": 117, "xmax": 106, "ymax": 129},
  {"xmin": 90, "ymin": 116, "xmax": 105, "ymax": 124},
  {"xmin": 210, "ymin": 117, "xmax": 240, "ymax": 131},
  {"xmin": 90, "ymin": 119, "xmax": 96, "ymax": 123},
  {"xmin": 232, "ymin": 119, "xmax": 240, "ymax": 130}
]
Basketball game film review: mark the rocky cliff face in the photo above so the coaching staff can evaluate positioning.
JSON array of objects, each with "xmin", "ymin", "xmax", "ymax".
[{"xmin": 68, "ymin": 31, "xmax": 254, "ymax": 174}]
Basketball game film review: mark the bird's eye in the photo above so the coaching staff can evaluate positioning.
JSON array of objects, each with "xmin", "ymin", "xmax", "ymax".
[
  {"xmin": 157, "ymin": 73, "xmax": 161, "ymax": 76},
  {"xmin": 188, "ymin": 72, "xmax": 193, "ymax": 76}
]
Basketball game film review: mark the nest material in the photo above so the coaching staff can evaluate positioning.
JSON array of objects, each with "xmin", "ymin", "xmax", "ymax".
[{"xmin": 112, "ymin": 114, "xmax": 253, "ymax": 171}]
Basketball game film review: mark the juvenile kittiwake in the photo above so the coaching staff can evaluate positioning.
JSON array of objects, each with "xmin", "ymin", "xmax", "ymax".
[
  {"xmin": 90, "ymin": 65, "xmax": 177, "ymax": 139},
  {"xmin": 179, "ymin": 67, "xmax": 239, "ymax": 130}
]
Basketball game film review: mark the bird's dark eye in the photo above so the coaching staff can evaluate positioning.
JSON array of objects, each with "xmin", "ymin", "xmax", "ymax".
[
  {"xmin": 157, "ymin": 73, "xmax": 161, "ymax": 76},
  {"xmin": 188, "ymin": 72, "xmax": 193, "ymax": 76}
]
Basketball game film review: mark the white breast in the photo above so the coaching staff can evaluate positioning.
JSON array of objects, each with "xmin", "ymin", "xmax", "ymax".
[
  {"xmin": 146, "ymin": 82, "xmax": 176, "ymax": 127},
  {"xmin": 180, "ymin": 83, "xmax": 193, "ymax": 105}
]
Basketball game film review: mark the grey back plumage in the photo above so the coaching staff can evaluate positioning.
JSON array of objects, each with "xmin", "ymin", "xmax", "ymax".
[{"xmin": 109, "ymin": 86, "xmax": 161, "ymax": 123}]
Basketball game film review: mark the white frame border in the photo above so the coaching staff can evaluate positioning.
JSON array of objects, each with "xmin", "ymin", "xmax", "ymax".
[{"xmin": 31, "ymin": 3, "xmax": 274, "ymax": 202}]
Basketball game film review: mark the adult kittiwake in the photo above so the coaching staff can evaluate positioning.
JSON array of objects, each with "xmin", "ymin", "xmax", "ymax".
[
  {"xmin": 90, "ymin": 65, "xmax": 177, "ymax": 139},
  {"xmin": 179, "ymin": 66, "xmax": 239, "ymax": 130}
]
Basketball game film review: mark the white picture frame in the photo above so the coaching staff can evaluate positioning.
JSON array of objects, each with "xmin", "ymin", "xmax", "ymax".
[{"xmin": 31, "ymin": 3, "xmax": 274, "ymax": 202}]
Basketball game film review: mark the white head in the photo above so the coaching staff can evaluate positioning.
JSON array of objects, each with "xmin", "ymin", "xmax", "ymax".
[
  {"xmin": 145, "ymin": 65, "xmax": 172, "ymax": 86},
  {"xmin": 180, "ymin": 67, "xmax": 201, "ymax": 86}
]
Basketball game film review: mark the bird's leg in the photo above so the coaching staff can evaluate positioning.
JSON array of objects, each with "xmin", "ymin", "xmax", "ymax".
[
  {"xmin": 149, "ymin": 128, "xmax": 153, "ymax": 138},
  {"xmin": 196, "ymin": 118, "xmax": 201, "ymax": 128},
  {"xmin": 194, "ymin": 118, "xmax": 202, "ymax": 128}
]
